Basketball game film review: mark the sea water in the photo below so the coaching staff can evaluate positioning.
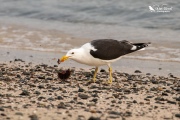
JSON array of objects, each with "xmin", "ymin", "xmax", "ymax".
[{"xmin": 0, "ymin": 0, "xmax": 179, "ymax": 62}]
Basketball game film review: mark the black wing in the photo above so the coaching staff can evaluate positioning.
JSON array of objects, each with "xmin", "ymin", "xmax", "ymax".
[{"xmin": 90, "ymin": 39, "xmax": 150, "ymax": 60}]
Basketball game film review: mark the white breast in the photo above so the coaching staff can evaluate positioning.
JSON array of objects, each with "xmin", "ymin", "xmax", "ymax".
[{"xmin": 71, "ymin": 43, "xmax": 121, "ymax": 66}]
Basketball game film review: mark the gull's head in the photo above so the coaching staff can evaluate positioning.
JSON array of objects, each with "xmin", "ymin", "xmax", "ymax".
[{"xmin": 57, "ymin": 49, "xmax": 81, "ymax": 64}]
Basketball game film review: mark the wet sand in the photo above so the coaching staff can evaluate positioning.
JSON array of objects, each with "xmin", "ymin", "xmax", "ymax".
[
  {"xmin": 0, "ymin": 48, "xmax": 180, "ymax": 77},
  {"xmin": 0, "ymin": 48, "xmax": 180, "ymax": 120}
]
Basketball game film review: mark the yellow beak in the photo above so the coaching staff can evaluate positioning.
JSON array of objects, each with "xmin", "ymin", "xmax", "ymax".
[{"xmin": 58, "ymin": 55, "xmax": 69, "ymax": 64}]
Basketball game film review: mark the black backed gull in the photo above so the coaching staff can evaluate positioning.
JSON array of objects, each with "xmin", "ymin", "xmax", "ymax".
[{"xmin": 58, "ymin": 39, "xmax": 150, "ymax": 83}]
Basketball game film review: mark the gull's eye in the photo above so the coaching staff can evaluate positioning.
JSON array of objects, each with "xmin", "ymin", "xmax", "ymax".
[{"xmin": 71, "ymin": 52, "xmax": 74, "ymax": 54}]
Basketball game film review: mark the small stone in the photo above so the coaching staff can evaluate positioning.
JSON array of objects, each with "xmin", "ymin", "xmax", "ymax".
[
  {"xmin": 108, "ymin": 111, "xmax": 121, "ymax": 115},
  {"xmin": 133, "ymin": 100, "xmax": 137, "ymax": 103},
  {"xmin": 15, "ymin": 112, "xmax": 23, "ymax": 116},
  {"xmin": 108, "ymin": 116, "xmax": 119, "ymax": 119},
  {"xmin": 14, "ymin": 59, "xmax": 24, "ymax": 62},
  {"xmin": 175, "ymin": 114, "xmax": 180, "ymax": 118},
  {"xmin": 162, "ymin": 92, "xmax": 168, "ymax": 96},
  {"xmin": 77, "ymin": 102, "xmax": 84, "ymax": 105},
  {"xmin": 38, "ymin": 96, "xmax": 46, "ymax": 101},
  {"xmin": 118, "ymin": 100, "xmax": 122, "ymax": 104},
  {"xmin": 78, "ymin": 93, "xmax": 89, "ymax": 99},
  {"xmin": 146, "ymin": 96, "xmax": 154, "ymax": 98},
  {"xmin": 167, "ymin": 100, "xmax": 176, "ymax": 104},
  {"xmin": 78, "ymin": 88, "xmax": 85, "ymax": 92},
  {"xmin": 69, "ymin": 100, "xmax": 75, "ymax": 103},
  {"xmin": 91, "ymin": 93, "xmax": 99, "ymax": 97},
  {"xmin": 20, "ymin": 90, "xmax": 30, "ymax": 96},
  {"xmin": 88, "ymin": 116, "xmax": 100, "ymax": 120},
  {"xmin": 89, "ymin": 85, "xmax": 98, "ymax": 89},
  {"xmin": 134, "ymin": 70, "xmax": 142, "ymax": 73},
  {"xmin": 91, "ymin": 98, "xmax": 98, "ymax": 103},
  {"xmin": 54, "ymin": 65, "xmax": 58, "ymax": 67},
  {"xmin": 57, "ymin": 96, "xmax": 63, "ymax": 100},
  {"xmin": 22, "ymin": 71, "xmax": 31, "ymax": 75},
  {"xmin": 111, "ymin": 100, "xmax": 116, "ymax": 103},
  {"xmin": 78, "ymin": 115, "xmax": 86, "ymax": 120},
  {"xmin": 57, "ymin": 102, "xmax": 66, "ymax": 109},
  {"xmin": 125, "ymin": 111, "xmax": 132, "ymax": 117},
  {"xmin": 100, "ymin": 69, "xmax": 106, "ymax": 72},
  {"xmin": 112, "ymin": 93, "xmax": 119, "ymax": 98},
  {"xmin": 16, "ymin": 74, "xmax": 21, "ymax": 78},
  {"xmin": 155, "ymin": 97, "xmax": 165, "ymax": 101},
  {"xmin": 146, "ymin": 73, "xmax": 151, "ymax": 75},
  {"xmin": 46, "ymin": 77, "xmax": 53, "ymax": 80},
  {"xmin": 151, "ymin": 80, "xmax": 158, "ymax": 84},
  {"xmin": 1, "ymin": 113, "xmax": 6, "ymax": 116},
  {"xmin": 0, "ymin": 107, "xmax": 4, "ymax": 111},
  {"xmin": 47, "ymin": 97, "xmax": 55, "ymax": 101},
  {"xmin": 29, "ymin": 114, "xmax": 38, "ymax": 120},
  {"xmin": 154, "ymin": 106, "xmax": 158, "ymax": 109},
  {"xmin": 175, "ymin": 97, "xmax": 180, "ymax": 101},
  {"xmin": 34, "ymin": 91, "xmax": 41, "ymax": 95},
  {"xmin": 38, "ymin": 76, "xmax": 45, "ymax": 79},
  {"xmin": 144, "ymin": 98, "xmax": 150, "ymax": 101},
  {"xmin": 38, "ymin": 85, "xmax": 44, "ymax": 89}
]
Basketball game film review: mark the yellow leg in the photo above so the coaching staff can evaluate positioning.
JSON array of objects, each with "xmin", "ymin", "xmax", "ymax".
[
  {"xmin": 108, "ymin": 66, "xmax": 113, "ymax": 84},
  {"xmin": 93, "ymin": 67, "xmax": 98, "ymax": 83}
]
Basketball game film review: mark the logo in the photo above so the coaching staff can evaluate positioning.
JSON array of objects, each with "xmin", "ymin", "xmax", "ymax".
[{"xmin": 149, "ymin": 4, "xmax": 173, "ymax": 12}]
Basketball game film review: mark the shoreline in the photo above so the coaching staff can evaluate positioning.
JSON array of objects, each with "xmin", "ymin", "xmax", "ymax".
[
  {"xmin": 0, "ymin": 53, "xmax": 179, "ymax": 120},
  {"xmin": 1, "ymin": 47, "xmax": 180, "ymax": 77}
]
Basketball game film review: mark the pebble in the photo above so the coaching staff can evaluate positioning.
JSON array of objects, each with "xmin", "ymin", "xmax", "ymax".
[
  {"xmin": 77, "ymin": 102, "xmax": 84, "ymax": 105},
  {"xmin": 134, "ymin": 70, "xmax": 142, "ymax": 73},
  {"xmin": 29, "ymin": 114, "xmax": 39, "ymax": 120},
  {"xmin": 57, "ymin": 96, "xmax": 63, "ymax": 100},
  {"xmin": 22, "ymin": 71, "xmax": 31, "ymax": 75},
  {"xmin": 108, "ymin": 111, "xmax": 122, "ymax": 115},
  {"xmin": 14, "ymin": 59, "xmax": 24, "ymax": 62},
  {"xmin": 38, "ymin": 76, "xmax": 45, "ymax": 79},
  {"xmin": 77, "ymin": 115, "xmax": 86, "ymax": 120},
  {"xmin": 146, "ymin": 96, "xmax": 154, "ymax": 98},
  {"xmin": 175, "ymin": 97, "xmax": 180, "ymax": 101},
  {"xmin": 162, "ymin": 92, "xmax": 168, "ymax": 96},
  {"xmin": 132, "ymin": 100, "xmax": 137, "ymax": 103},
  {"xmin": 0, "ymin": 107, "xmax": 5, "ymax": 111},
  {"xmin": 20, "ymin": 90, "xmax": 30, "ymax": 96},
  {"xmin": 175, "ymin": 114, "xmax": 180, "ymax": 118},
  {"xmin": 78, "ymin": 88, "xmax": 85, "ymax": 92},
  {"xmin": 88, "ymin": 116, "xmax": 101, "ymax": 120},
  {"xmin": 78, "ymin": 93, "xmax": 89, "ymax": 99},
  {"xmin": 54, "ymin": 65, "xmax": 58, "ymax": 67},
  {"xmin": 46, "ymin": 77, "xmax": 53, "ymax": 80},
  {"xmin": 1, "ymin": 113, "xmax": 6, "ymax": 116},
  {"xmin": 124, "ymin": 111, "xmax": 132, "ymax": 117},
  {"xmin": 34, "ymin": 91, "xmax": 41, "ymax": 95},
  {"xmin": 57, "ymin": 102, "xmax": 66, "ymax": 109},
  {"xmin": 146, "ymin": 73, "xmax": 151, "ymax": 75},
  {"xmin": 38, "ymin": 96, "xmax": 46, "ymax": 101},
  {"xmin": 47, "ymin": 97, "xmax": 55, "ymax": 101},
  {"xmin": 167, "ymin": 100, "xmax": 176, "ymax": 104},
  {"xmin": 15, "ymin": 112, "xmax": 23, "ymax": 116},
  {"xmin": 100, "ymin": 69, "xmax": 106, "ymax": 72},
  {"xmin": 91, "ymin": 98, "xmax": 98, "ymax": 103},
  {"xmin": 151, "ymin": 80, "xmax": 158, "ymax": 84},
  {"xmin": 38, "ymin": 85, "xmax": 45, "ymax": 89}
]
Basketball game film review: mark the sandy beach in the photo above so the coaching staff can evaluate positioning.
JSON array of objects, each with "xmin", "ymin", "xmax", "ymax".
[
  {"xmin": 0, "ymin": 1, "xmax": 180, "ymax": 119},
  {"xmin": 0, "ymin": 48, "xmax": 180, "ymax": 120}
]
